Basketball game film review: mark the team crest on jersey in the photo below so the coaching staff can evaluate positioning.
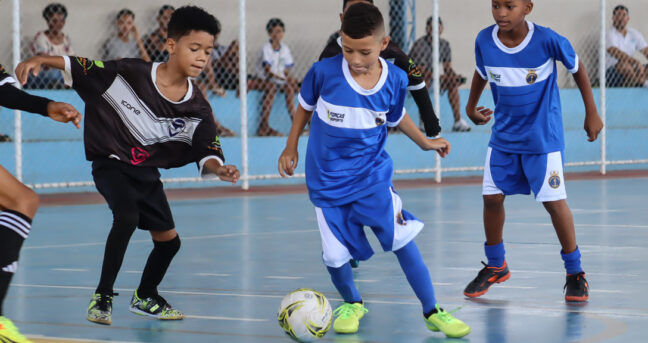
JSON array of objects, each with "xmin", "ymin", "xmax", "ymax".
[
  {"xmin": 548, "ymin": 171, "xmax": 561, "ymax": 189},
  {"xmin": 526, "ymin": 69, "xmax": 538, "ymax": 84},
  {"xmin": 168, "ymin": 118, "xmax": 186, "ymax": 137},
  {"xmin": 375, "ymin": 117, "xmax": 385, "ymax": 126},
  {"xmin": 75, "ymin": 57, "xmax": 103, "ymax": 75},
  {"xmin": 327, "ymin": 109, "xmax": 345, "ymax": 123},
  {"xmin": 407, "ymin": 58, "xmax": 422, "ymax": 78},
  {"xmin": 489, "ymin": 71, "xmax": 501, "ymax": 83}
]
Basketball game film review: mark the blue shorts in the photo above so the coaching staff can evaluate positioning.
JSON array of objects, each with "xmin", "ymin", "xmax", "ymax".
[
  {"xmin": 483, "ymin": 147, "xmax": 567, "ymax": 202},
  {"xmin": 315, "ymin": 187, "xmax": 424, "ymax": 268}
]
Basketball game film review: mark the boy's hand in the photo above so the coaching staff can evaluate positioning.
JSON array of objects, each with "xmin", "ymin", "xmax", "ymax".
[
  {"xmin": 467, "ymin": 106, "xmax": 493, "ymax": 125},
  {"xmin": 423, "ymin": 137, "xmax": 451, "ymax": 157},
  {"xmin": 15, "ymin": 57, "xmax": 44, "ymax": 85},
  {"xmin": 584, "ymin": 111, "xmax": 603, "ymax": 142},
  {"xmin": 278, "ymin": 148, "xmax": 298, "ymax": 177},
  {"xmin": 215, "ymin": 164, "xmax": 240, "ymax": 184},
  {"xmin": 47, "ymin": 102, "xmax": 82, "ymax": 129}
]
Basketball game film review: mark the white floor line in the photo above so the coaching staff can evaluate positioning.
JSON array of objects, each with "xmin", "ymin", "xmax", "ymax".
[
  {"xmin": 354, "ymin": 279, "xmax": 379, "ymax": 283},
  {"xmin": 197, "ymin": 273, "xmax": 231, "ymax": 277},
  {"xmin": 497, "ymin": 285, "xmax": 537, "ymax": 289},
  {"xmin": 444, "ymin": 267, "xmax": 640, "ymax": 277},
  {"xmin": 23, "ymin": 229, "xmax": 318, "ymax": 250},
  {"xmin": 51, "ymin": 268, "xmax": 88, "ymax": 272},
  {"xmin": 11, "ymin": 283, "xmax": 648, "ymax": 318},
  {"xmin": 184, "ymin": 314, "xmax": 267, "ymax": 322},
  {"xmin": 433, "ymin": 220, "xmax": 648, "ymax": 229},
  {"xmin": 589, "ymin": 289, "xmax": 624, "ymax": 294},
  {"xmin": 27, "ymin": 335, "xmax": 136, "ymax": 343},
  {"xmin": 123, "ymin": 270, "xmax": 142, "ymax": 274},
  {"xmin": 264, "ymin": 276, "xmax": 304, "ymax": 280}
]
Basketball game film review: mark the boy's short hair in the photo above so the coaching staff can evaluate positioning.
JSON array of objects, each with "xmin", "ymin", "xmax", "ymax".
[
  {"xmin": 116, "ymin": 8, "xmax": 135, "ymax": 20},
  {"xmin": 613, "ymin": 4, "xmax": 629, "ymax": 15},
  {"xmin": 167, "ymin": 6, "xmax": 220, "ymax": 40},
  {"xmin": 341, "ymin": 3, "xmax": 384, "ymax": 39},
  {"xmin": 266, "ymin": 18, "xmax": 285, "ymax": 33},
  {"xmin": 43, "ymin": 3, "xmax": 67, "ymax": 20},
  {"xmin": 342, "ymin": 0, "xmax": 374, "ymax": 11},
  {"xmin": 158, "ymin": 5, "xmax": 175, "ymax": 17},
  {"xmin": 426, "ymin": 16, "xmax": 443, "ymax": 27}
]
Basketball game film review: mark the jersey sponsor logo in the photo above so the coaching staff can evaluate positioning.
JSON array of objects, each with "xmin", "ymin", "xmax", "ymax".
[
  {"xmin": 121, "ymin": 100, "xmax": 141, "ymax": 115},
  {"xmin": 548, "ymin": 171, "xmax": 561, "ymax": 189},
  {"xmin": 168, "ymin": 118, "xmax": 186, "ymax": 137},
  {"xmin": 526, "ymin": 69, "xmax": 538, "ymax": 84},
  {"xmin": 488, "ymin": 71, "xmax": 501, "ymax": 83},
  {"xmin": 327, "ymin": 109, "xmax": 345, "ymax": 123},
  {"xmin": 130, "ymin": 147, "xmax": 150, "ymax": 165}
]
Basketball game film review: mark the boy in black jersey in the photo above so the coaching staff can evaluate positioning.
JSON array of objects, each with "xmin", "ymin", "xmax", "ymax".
[
  {"xmin": 17, "ymin": 6, "xmax": 240, "ymax": 325},
  {"xmin": 0, "ymin": 64, "xmax": 81, "ymax": 342},
  {"xmin": 320, "ymin": 0, "xmax": 441, "ymax": 137}
]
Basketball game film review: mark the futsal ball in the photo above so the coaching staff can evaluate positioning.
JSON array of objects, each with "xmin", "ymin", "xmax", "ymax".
[{"xmin": 277, "ymin": 288, "xmax": 333, "ymax": 342}]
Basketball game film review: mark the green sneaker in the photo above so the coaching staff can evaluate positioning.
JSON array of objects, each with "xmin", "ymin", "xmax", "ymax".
[
  {"xmin": 129, "ymin": 290, "xmax": 184, "ymax": 320},
  {"xmin": 87, "ymin": 293, "xmax": 115, "ymax": 325},
  {"xmin": 424, "ymin": 305, "xmax": 471, "ymax": 338},
  {"xmin": 332, "ymin": 302, "xmax": 368, "ymax": 334},
  {"xmin": 0, "ymin": 316, "xmax": 33, "ymax": 343}
]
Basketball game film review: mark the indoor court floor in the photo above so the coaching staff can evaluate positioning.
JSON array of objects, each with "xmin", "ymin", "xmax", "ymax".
[{"xmin": 4, "ymin": 175, "xmax": 647, "ymax": 343}]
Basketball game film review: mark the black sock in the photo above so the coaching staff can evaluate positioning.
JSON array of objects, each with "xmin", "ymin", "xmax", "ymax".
[
  {"xmin": 137, "ymin": 235, "xmax": 181, "ymax": 299},
  {"xmin": 95, "ymin": 212, "xmax": 138, "ymax": 295},
  {"xmin": 0, "ymin": 210, "xmax": 32, "ymax": 316},
  {"xmin": 424, "ymin": 307, "xmax": 441, "ymax": 318}
]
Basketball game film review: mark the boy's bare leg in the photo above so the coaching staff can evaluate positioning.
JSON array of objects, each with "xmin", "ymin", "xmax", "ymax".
[
  {"xmin": 257, "ymin": 81, "xmax": 280, "ymax": 136},
  {"xmin": 283, "ymin": 81, "xmax": 296, "ymax": 120},
  {"xmin": 448, "ymin": 84, "xmax": 462, "ymax": 122},
  {"xmin": 483, "ymin": 194, "xmax": 505, "ymax": 246},
  {"xmin": 542, "ymin": 200, "xmax": 577, "ymax": 253}
]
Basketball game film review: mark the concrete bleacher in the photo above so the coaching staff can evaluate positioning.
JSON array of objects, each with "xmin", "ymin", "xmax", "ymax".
[{"xmin": 0, "ymin": 88, "xmax": 646, "ymax": 190}]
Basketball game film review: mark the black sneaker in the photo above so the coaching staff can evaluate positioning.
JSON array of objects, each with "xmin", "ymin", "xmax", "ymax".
[
  {"xmin": 129, "ymin": 290, "xmax": 184, "ymax": 320},
  {"xmin": 464, "ymin": 261, "xmax": 511, "ymax": 298},
  {"xmin": 87, "ymin": 292, "xmax": 117, "ymax": 325},
  {"xmin": 564, "ymin": 272, "xmax": 589, "ymax": 302}
]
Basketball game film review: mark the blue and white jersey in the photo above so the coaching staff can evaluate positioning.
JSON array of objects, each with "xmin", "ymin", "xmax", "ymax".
[
  {"xmin": 475, "ymin": 21, "xmax": 579, "ymax": 153},
  {"xmin": 298, "ymin": 54, "xmax": 408, "ymax": 207}
]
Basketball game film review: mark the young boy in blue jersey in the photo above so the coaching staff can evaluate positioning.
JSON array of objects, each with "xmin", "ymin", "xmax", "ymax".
[
  {"xmin": 463, "ymin": 0, "xmax": 603, "ymax": 302},
  {"xmin": 278, "ymin": 3, "xmax": 470, "ymax": 338}
]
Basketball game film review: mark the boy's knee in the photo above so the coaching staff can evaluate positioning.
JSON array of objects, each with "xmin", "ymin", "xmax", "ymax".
[
  {"xmin": 483, "ymin": 194, "xmax": 504, "ymax": 210},
  {"xmin": 8, "ymin": 188, "xmax": 39, "ymax": 218},
  {"xmin": 542, "ymin": 199, "xmax": 568, "ymax": 215}
]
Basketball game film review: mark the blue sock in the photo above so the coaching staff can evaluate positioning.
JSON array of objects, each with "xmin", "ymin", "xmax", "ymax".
[
  {"xmin": 326, "ymin": 262, "xmax": 361, "ymax": 303},
  {"xmin": 561, "ymin": 247, "xmax": 583, "ymax": 275},
  {"xmin": 484, "ymin": 241, "xmax": 505, "ymax": 267},
  {"xmin": 394, "ymin": 241, "xmax": 437, "ymax": 315}
]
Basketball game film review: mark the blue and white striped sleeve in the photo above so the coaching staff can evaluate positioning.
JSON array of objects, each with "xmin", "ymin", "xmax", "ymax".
[
  {"xmin": 550, "ymin": 31, "xmax": 579, "ymax": 74},
  {"xmin": 298, "ymin": 64, "xmax": 320, "ymax": 111}
]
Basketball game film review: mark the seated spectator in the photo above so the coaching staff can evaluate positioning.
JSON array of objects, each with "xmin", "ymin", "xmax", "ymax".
[
  {"xmin": 26, "ymin": 3, "xmax": 74, "ymax": 89},
  {"xmin": 143, "ymin": 5, "xmax": 174, "ymax": 62},
  {"xmin": 606, "ymin": 5, "xmax": 648, "ymax": 88},
  {"xmin": 409, "ymin": 16, "xmax": 470, "ymax": 132},
  {"xmin": 102, "ymin": 9, "xmax": 150, "ymax": 62},
  {"xmin": 248, "ymin": 18, "xmax": 297, "ymax": 136}
]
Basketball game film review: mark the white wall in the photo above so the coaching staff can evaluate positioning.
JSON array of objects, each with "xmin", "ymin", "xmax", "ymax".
[{"xmin": 1, "ymin": 0, "xmax": 647, "ymax": 86}]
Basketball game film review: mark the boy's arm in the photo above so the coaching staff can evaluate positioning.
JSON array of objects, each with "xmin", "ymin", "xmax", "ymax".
[
  {"xmin": 15, "ymin": 56, "xmax": 66, "ymax": 85},
  {"xmin": 278, "ymin": 104, "xmax": 312, "ymax": 177},
  {"xmin": 0, "ymin": 84, "xmax": 81, "ymax": 128},
  {"xmin": 572, "ymin": 61, "xmax": 603, "ymax": 142},
  {"xmin": 397, "ymin": 113, "xmax": 450, "ymax": 157},
  {"xmin": 465, "ymin": 71, "xmax": 493, "ymax": 125},
  {"xmin": 202, "ymin": 158, "xmax": 240, "ymax": 184}
]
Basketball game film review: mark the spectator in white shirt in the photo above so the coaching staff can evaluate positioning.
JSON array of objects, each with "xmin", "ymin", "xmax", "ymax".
[{"xmin": 606, "ymin": 5, "xmax": 648, "ymax": 87}]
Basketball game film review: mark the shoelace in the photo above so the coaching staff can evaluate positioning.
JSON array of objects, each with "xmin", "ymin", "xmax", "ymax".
[
  {"xmin": 333, "ymin": 303, "xmax": 367, "ymax": 319},
  {"xmin": 432, "ymin": 304, "xmax": 463, "ymax": 323}
]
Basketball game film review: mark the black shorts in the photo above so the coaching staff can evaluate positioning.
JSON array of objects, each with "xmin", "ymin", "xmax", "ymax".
[{"xmin": 92, "ymin": 158, "xmax": 174, "ymax": 231}]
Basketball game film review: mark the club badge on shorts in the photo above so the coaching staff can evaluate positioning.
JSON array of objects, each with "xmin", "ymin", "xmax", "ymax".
[{"xmin": 548, "ymin": 171, "xmax": 561, "ymax": 189}]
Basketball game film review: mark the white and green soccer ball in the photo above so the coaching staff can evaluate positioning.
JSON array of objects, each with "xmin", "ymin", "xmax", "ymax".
[{"xmin": 277, "ymin": 288, "xmax": 333, "ymax": 342}]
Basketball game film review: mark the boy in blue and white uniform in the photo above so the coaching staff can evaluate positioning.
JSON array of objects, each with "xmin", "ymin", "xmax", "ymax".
[
  {"xmin": 463, "ymin": 0, "xmax": 603, "ymax": 302},
  {"xmin": 278, "ymin": 3, "xmax": 469, "ymax": 338}
]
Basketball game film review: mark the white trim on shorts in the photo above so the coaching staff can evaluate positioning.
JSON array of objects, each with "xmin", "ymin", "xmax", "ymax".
[
  {"xmin": 482, "ymin": 147, "xmax": 504, "ymax": 196},
  {"xmin": 535, "ymin": 151, "xmax": 567, "ymax": 202},
  {"xmin": 315, "ymin": 207, "xmax": 353, "ymax": 268}
]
